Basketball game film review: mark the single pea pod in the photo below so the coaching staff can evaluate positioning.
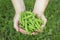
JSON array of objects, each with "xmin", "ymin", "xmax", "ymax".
[
  {"xmin": 26, "ymin": 11, "xmax": 32, "ymax": 15},
  {"xmin": 35, "ymin": 24, "xmax": 40, "ymax": 31},
  {"xmin": 24, "ymin": 15, "xmax": 32, "ymax": 19}
]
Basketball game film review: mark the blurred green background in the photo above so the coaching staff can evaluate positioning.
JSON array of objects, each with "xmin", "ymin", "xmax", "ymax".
[{"xmin": 0, "ymin": 0, "xmax": 60, "ymax": 40}]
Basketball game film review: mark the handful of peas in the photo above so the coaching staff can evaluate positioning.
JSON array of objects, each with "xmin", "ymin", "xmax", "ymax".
[{"xmin": 19, "ymin": 11, "xmax": 43, "ymax": 35}]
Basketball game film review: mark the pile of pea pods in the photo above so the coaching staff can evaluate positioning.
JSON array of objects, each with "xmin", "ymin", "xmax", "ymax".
[{"xmin": 19, "ymin": 11, "xmax": 43, "ymax": 35}]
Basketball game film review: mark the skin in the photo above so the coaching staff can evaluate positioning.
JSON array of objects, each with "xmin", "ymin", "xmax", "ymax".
[{"xmin": 11, "ymin": 0, "xmax": 49, "ymax": 35}]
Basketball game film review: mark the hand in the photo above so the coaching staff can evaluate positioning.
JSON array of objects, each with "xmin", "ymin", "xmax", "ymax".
[
  {"xmin": 14, "ymin": 13, "xmax": 29, "ymax": 34},
  {"xmin": 32, "ymin": 0, "xmax": 48, "ymax": 34},
  {"xmin": 35, "ymin": 12, "xmax": 47, "ymax": 32}
]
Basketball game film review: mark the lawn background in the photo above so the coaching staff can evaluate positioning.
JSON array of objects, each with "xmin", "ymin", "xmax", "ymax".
[{"xmin": 0, "ymin": 0, "xmax": 60, "ymax": 40}]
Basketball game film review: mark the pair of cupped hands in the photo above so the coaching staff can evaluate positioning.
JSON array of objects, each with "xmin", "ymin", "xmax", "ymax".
[{"xmin": 12, "ymin": 0, "xmax": 48, "ymax": 35}]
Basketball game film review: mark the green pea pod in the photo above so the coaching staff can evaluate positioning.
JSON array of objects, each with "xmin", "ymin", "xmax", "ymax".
[
  {"xmin": 35, "ymin": 24, "xmax": 40, "ymax": 31},
  {"xmin": 24, "ymin": 15, "xmax": 32, "ymax": 19},
  {"xmin": 25, "ymin": 21, "xmax": 28, "ymax": 32},
  {"xmin": 26, "ymin": 11, "xmax": 32, "ymax": 14}
]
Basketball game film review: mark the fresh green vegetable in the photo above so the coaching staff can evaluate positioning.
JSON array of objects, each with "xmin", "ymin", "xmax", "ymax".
[{"xmin": 19, "ymin": 11, "xmax": 43, "ymax": 35}]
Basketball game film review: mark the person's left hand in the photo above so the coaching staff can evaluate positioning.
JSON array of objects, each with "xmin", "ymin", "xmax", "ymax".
[{"xmin": 14, "ymin": 12, "xmax": 29, "ymax": 34}]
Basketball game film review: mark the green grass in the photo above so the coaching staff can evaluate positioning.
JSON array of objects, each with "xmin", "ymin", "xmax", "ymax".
[{"xmin": 0, "ymin": 0, "xmax": 60, "ymax": 40}]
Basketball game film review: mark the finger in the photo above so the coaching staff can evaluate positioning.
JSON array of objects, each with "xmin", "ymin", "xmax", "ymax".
[
  {"xmin": 35, "ymin": 30, "xmax": 40, "ymax": 32},
  {"xmin": 40, "ymin": 15, "xmax": 47, "ymax": 28},
  {"xmin": 18, "ymin": 28, "xmax": 29, "ymax": 34},
  {"xmin": 32, "ymin": 31, "xmax": 38, "ymax": 35},
  {"xmin": 14, "ymin": 19, "xmax": 19, "ymax": 32}
]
